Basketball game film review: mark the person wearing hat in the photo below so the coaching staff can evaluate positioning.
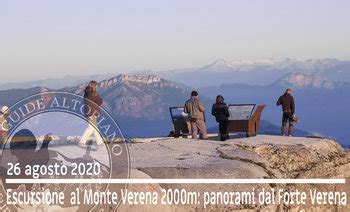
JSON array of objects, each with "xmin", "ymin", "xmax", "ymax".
[
  {"xmin": 276, "ymin": 88, "xmax": 295, "ymax": 136},
  {"xmin": 0, "ymin": 106, "xmax": 9, "ymax": 144}
]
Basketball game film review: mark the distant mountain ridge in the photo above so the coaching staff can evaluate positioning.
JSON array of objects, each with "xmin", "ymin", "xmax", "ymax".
[
  {"xmin": 156, "ymin": 58, "xmax": 350, "ymax": 87},
  {"xmin": 1, "ymin": 58, "xmax": 350, "ymax": 90},
  {"xmin": 0, "ymin": 68, "xmax": 349, "ymax": 144},
  {"xmin": 273, "ymin": 72, "xmax": 337, "ymax": 90},
  {"xmin": 0, "ymin": 73, "xmax": 317, "ymax": 141},
  {"xmin": 62, "ymin": 74, "xmax": 192, "ymax": 120},
  {"xmin": 0, "ymin": 73, "xmax": 313, "ymax": 140},
  {"xmin": 188, "ymin": 58, "xmax": 342, "ymax": 72},
  {"xmin": 0, "ymin": 73, "xmax": 115, "ymax": 90},
  {"xmin": 0, "ymin": 74, "xmax": 198, "ymax": 138},
  {"xmin": 0, "ymin": 86, "xmax": 51, "ymax": 107},
  {"xmin": 59, "ymin": 74, "xmax": 217, "ymax": 137}
]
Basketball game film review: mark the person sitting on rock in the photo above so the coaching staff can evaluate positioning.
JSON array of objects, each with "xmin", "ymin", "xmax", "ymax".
[
  {"xmin": 184, "ymin": 91, "xmax": 208, "ymax": 140},
  {"xmin": 276, "ymin": 88, "xmax": 295, "ymax": 136},
  {"xmin": 212, "ymin": 95, "xmax": 229, "ymax": 141}
]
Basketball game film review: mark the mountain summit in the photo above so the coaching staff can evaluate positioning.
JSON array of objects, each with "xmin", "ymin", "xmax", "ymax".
[
  {"xmin": 99, "ymin": 75, "xmax": 162, "ymax": 88},
  {"xmin": 196, "ymin": 58, "xmax": 343, "ymax": 73},
  {"xmin": 201, "ymin": 59, "xmax": 235, "ymax": 71},
  {"xmin": 274, "ymin": 72, "xmax": 336, "ymax": 89},
  {"xmin": 200, "ymin": 58, "xmax": 286, "ymax": 72}
]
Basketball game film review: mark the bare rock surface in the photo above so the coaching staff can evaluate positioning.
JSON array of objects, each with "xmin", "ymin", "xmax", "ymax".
[
  {"xmin": 1, "ymin": 135, "xmax": 349, "ymax": 211},
  {"xmin": 124, "ymin": 135, "xmax": 350, "ymax": 211}
]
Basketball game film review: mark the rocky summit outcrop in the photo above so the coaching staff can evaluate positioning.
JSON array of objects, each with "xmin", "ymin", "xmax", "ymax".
[
  {"xmin": 121, "ymin": 135, "xmax": 350, "ymax": 211},
  {"xmin": 62, "ymin": 74, "xmax": 191, "ymax": 119},
  {"xmin": 274, "ymin": 72, "xmax": 336, "ymax": 90}
]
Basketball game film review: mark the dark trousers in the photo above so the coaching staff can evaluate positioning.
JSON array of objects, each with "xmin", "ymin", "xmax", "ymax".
[
  {"xmin": 218, "ymin": 120, "xmax": 228, "ymax": 141},
  {"xmin": 282, "ymin": 112, "xmax": 293, "ymax": 136}
]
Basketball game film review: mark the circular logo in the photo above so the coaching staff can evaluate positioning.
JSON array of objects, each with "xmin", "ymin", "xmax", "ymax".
[{"xmin": 0, "ymin": 91, "xmax": 130, "ymax": 211}]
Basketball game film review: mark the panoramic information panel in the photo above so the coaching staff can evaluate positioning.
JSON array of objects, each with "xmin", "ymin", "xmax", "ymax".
[
  {"xmin": 170, "ymin": 107, "xmax": 188, "ymax": 120},
  {"xmin": 169, "ymin": 107, "xmax": 190, "ymax": 135},
  {"xmin": 228, "ymin": 104, "xmax": 255, "ymax": 120}
]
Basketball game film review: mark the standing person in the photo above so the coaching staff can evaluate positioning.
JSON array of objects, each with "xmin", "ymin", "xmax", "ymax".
[
  {"xmin": 79, "ymin": 81, "xmax": 104, "ymax": 147},
  {"xmin": 0, "ymin": 106, "xmax": 9, "ymax": 144},
  {"xmin": 184, "ymin": 91, "xmax": 208, "ymax": 140},
  {"xmin": 212, "ymin": 95, "xmax": 229, "ymax": 141},
  {"xmin": 276, "ymin": 88, "xmax": 295, "ymax": 136}
]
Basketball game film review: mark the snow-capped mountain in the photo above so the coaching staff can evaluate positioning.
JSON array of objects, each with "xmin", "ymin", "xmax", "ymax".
[
  {"xmin": 156, "ymin": 58, "xmax": 350, "ymax": 87},
  {"xmin": 163, "ymin": 58, "xmax": 343, "ymax": 73},
  {"xmin": 198, "ymin": 58, "xmax": 292, "ymax": 72},
  {"xmin": 199, "ymin": 59, "xmax": 238, "ymax": 71},
  {"xmin": 1, "ymin": 58, "xmax": 349, "ymax": 90}
]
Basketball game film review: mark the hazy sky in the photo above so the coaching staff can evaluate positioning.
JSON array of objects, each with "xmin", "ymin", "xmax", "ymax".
[{"xmin": 1, "ymin": 0, "xmax": 349, "ymax": 83}]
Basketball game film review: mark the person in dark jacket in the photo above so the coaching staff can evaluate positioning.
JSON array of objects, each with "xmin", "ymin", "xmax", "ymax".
[
  {"xmin": 212, "ymin": 95, "xmax": 229, "ymax": 141},
  {"xmin": 79, "ymin": 81, "xmax": 104, "ymax": 147},
  {"xmin": 277, "ymin": 88, "xmax": 295, "ymax": 136},
  {"xmin": 83, "ymin": 81, "xmax": 103, "ymax": 117}
]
